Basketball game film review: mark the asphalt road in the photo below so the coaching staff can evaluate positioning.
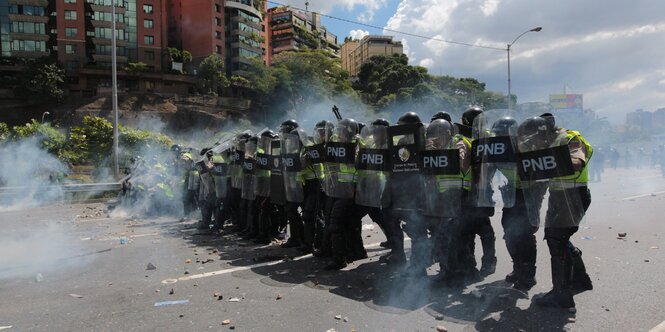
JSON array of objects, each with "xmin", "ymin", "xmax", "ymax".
[{"xmin": 1, "ymin": 167, "xmax": 664, "ymax": 332}]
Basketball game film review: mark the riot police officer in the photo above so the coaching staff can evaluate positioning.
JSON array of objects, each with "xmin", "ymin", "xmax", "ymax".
[
  {"xmin": 279, "ymin": 120, "xmax": 305, "ymax": 248},
  {"xmin": 387, "ymin": 112, "xmax": 426, "ymax": 277},
  {"xmin": 197, "ymin": 148, "xmax": 216, "ymax": 230},
  {"xmin": 254, "ymin": 130, "xmax": 277, "ymax": 244},
  {"xmin": 531, "ymin": 114, "xmax": 594, "ymax": 308},
  {"xmin": 325, "ymin": 118, "xmax": 364, "ymax": 270},
  {"xmin": 460, "ymin": 107, "xmax": 497, "ymax": 280}
]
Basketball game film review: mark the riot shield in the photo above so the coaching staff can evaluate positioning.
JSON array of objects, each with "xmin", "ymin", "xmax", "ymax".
[
  {"xmin": 324, "ymin": 120, "xmax": 358, "ymax": 199},
  {"xmin": 282, "ymin": 130, "xmax": 305, "ymax": 203},
  {"xmin": 517, "ymin": 114, "xmax": 590, "ymax": 228},
  {"xmin": 355, "ymin": 125, "xmax": 390, "ymax": 208},
  {"xmin": 212, "ymin": 151, "xmax": 230, "ymax": 199},
  {"xmin": 230, "ymin": 137, "xmax": 245, "ymax": 189},
  {"xmin": 270, "ymin": 139, "xmax": 286, "ymax": 205},
  {"xmin": 387, "ymin": 122, "xmax": 425, "ymax": 211},
  {"xmin": 470, "ymin": 110, "xmax": 518, "ymax": 209},
  {"xmin": 254, "ymin": 135, "xmax": 272, "ymax": 197},
  {"xmin": 421, "ymin": 119, "xmax": 461, "ymax": 217},
  {"xmin": 241, "ymin": 139, "xmax": 257, "ymax": 201}
]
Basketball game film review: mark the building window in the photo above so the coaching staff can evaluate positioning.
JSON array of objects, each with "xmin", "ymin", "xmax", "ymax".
[
  {"xmin": 145, "ymin": 50, "xmax": 154, "ymax": 60},
  {"xmin": 11, "ymin": 40, "xmax": 46, "ymax": 52},
  {"xmin": 146, "ymin": 81, "xmax": 155, "ymax": 89},
  {"xmin": 144, "ymin": 35, "xmax": 154, "ymax": 45},
  {"xmin": 143, "ymin": 4, "xmax": 153, "ymax": 14},
  {"xmin": 143, "ymin": 19, "xmax": 153, "ymax": 28},
  {"xmin": 215, "ymin": 31, "xmax": 221, "ymax": 40},
  {"xmin": 215, "ymin": 17, "xmax": 221, "ymax": 26},
  {"xmin": 65, "ymin": 61, "xmax": 79, "ymax": 71},
  {"xmin": 22, "ymin": 6, "xmax": 45, "ymax": 16},
  {"xmin": 215, "ymin": 45, "xmax": 221, "ymax": 54},
  {"xmin": 65, "ymin": 27, "xmax": 77, "ymax": 37},
  {"xmin": 65, "ymin": 44, "xmax": 77, "ymax": 54},
  {"xmin": 95, "ymin": 27, "xmax": 125, "ymax": 40},
  {"xmin": 65, "ymin": 11, "xmax": 77, "ymax": 20},
  {"xmin": 64, "ymin": 0, "xmax": 77, "ymax": 3},
  {"xmin": 215, "ymin": 4, "xmax": 220, "ymax": 12}
]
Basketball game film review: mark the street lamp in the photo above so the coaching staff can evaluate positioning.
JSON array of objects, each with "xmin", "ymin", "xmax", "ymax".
[
  {"xmin": 507, "ymin": 26, "xmax": 542, "ymax": 110},
  {"xmin": 111, "ymin": 0, "xmax": 119, "ymax": 178},
  {"xmin": 41, "ymin": 111, "xmax": 50, "ymax": 123}
]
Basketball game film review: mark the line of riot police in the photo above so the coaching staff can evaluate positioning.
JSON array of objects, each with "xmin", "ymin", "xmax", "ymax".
[{"xmin": 178, "ymin": 106, "xmax": 594, "ymax": 310}]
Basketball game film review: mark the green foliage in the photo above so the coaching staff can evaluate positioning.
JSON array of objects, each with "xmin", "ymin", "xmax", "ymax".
[
  {"xmin": 165, "ymin": 47, "xmax": 192, "ymax": 63},
  {"xmin": 198, "ymin": 55, "xmax": 229, "ymax": 94},
  {"xmin": 69, "ymin": 116, "xmax": 173, "ymax": 165},
  {"xmin": 124, "ymin": 62, "xmax": 149, "ymax": 74},
  {"xmin": 10, "ymin": 120, "xmax": 68, "ymax": 158},
  {"xmin": 15, "ymin": 61, "xmax": 66, "ymax": 103},
  {"xmin": 0, "ymin": 122, "xmax": 8, "ymax": 142}
]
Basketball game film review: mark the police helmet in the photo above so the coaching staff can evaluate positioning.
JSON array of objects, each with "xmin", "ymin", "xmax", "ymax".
[
  {"xmin": 426, "ymin": 119, "xmax": 454, "ymax": 140},
  {"xmin": 431, "ymin": 111, "xmax": 452, "ymax": 123},
  {"xmin": 397, "ymin": 112, "xmax": 422, "ymax": 125},
  {"xmin": 540, "ymin": 112, "xmax": 556, "ymax": 133},
  {"xmin": 279, "ymin": 119, "xmax": 299, "ymax": 134},
  {"xmin": 260, "ymin": 129, "xmax": 278, "ymax": 139},
  {"xmin": 200, "ymin": 147, "xmax": 211, "ymax": 156},
  {"xmin": 371, "ymin": 118, "xmax": 390, "ymax": 127},
  {"xmin": 518, "ymin": 117, "xmax": 549, "ymax": 138},
  {"xmin": 462, "ymin": 106, "xmax": 484, "ymax": 127},
  {"xmin": 492, "ymin": 117, "xmax": 518, "ymax": 136},
  {"xmin": 248, "ymin": 135, "xmax": 259, "ymax": 144},
  {"xmin": 337, "ymin": 118, "xmax": 359, "ymax": 140},
  {"xmin": 170, "ymin": 144, "xmax": 182, "ymax": 153}
]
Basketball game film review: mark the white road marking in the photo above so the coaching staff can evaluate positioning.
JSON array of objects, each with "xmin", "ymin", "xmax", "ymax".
[
  {"xmin": 649, "ymin": 320, "xmax": 665, "ymax": 332},
  {"xmin": 161, "ymin": 240, "xmax": 399, "ymax": 284},
  {"xmin": 621, "ymin": 190, "xmax": 665, "ymax": 201}
]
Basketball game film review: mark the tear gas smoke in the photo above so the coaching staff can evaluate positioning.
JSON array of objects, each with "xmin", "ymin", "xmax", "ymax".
[{"xmin": 0, "ymin": 136, "xmax": 69, "ymax": 210}]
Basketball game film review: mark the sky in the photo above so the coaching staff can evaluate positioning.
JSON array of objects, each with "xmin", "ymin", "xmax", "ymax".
[{"xmin": 267, "ymin": 0, "xmax": 665, "ymax": 124}]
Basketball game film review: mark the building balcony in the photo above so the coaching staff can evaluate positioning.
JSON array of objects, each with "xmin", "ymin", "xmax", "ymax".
[
  {"xmin": 8, "ymin": 14, "xmax": 49, "ymax": 24},
  {"xmin": 8, "ymin": 0, "xmax": 48, "ymax": 6},
  {"xmin": 230, "ymin": 15, "xmax": 262, "ymax": 30},
  {"xmin": 89, "ymin": 4, "xmax": 126, "ymax": 14},
  {"xmin": 272, "ymin": 44, "xmax": 296, "ymax": 54},
  {"xmin": 9, "ymin": 32, "xmax": 50, "ymax": 41},
  {"xmin": 91, "ymin": 37, "xmax": 128, "ymax": 47},
  {"xmin": 230, "ymin": 42, "xmax": 262, "ymax": 54},
  {"xmin": 92, "ymin": 54, "xmax": 128, "ymax": 63},
  {"xmin": 270, "ymin": 22, "xmax": 293, "ymax": 31},
  {"xmin": 11, "ymin": 50, "xmax": 50, "ymax": 58},
  {"xmin": 90, "ymin": 19, "xmax": 126, "ymax": 29},
  {"xmin": 224, "ymin": 0, "xmax": 262, "ymax": 19}
]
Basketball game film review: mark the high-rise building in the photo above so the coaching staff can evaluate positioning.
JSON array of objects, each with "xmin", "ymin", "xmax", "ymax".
[
  {"xmin": 168, "ymin": 0, "xmax": 266, "ymax": 77},
  {"xmin": 341, "ymin": 35, "xmax": 403, "ymax": 76},
  {"xmin": 266, "ymin": 6, "xmax": 338, "ymax": 64},
  {"xmin": 0, "ymin": 0, "xmax": 51, "ymax": 58}
]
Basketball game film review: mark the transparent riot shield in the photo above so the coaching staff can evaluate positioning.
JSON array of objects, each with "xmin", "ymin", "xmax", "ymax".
[
  {"xmin": 324, "ymin": 120, "xmax": 358, "ymax": 199},
  {"xmin": 355, "ymin": 125, "xmax": 390, "ymax": 208},
  {"xmin": 517, "ymin": 114, "xmax": 590, "ymax": 228},
  {"xmin": 282, "ymin": 130, "xmax": 305, "ymax": 203},
  {"xmin": 270, "ymin": 139, "xmax": 286, "ymax": 205},
  {"xmin": 212, "ymin": 151, "xmax": 229, "ymax": 199},
  {"xmin": 387, "ymin": 122, "xmax": 425, "ymax": 211},
  {"xmin": 470, "ymin": 110, "xmax": 518, "ymax": 209},
  {"xmin": 421, "ymin": 119, "xmax": 461, "ymax": 217},
  {"xmin": 241, "ymin": 139, "xmax": 257, "ymax": 201},
  {"xmin": 230, "ymin": 137, "xmax": 245, "ymax": 189},
  {"xmin": 254, "ymin": 135, "xmax": 272, "ymax": 198}
]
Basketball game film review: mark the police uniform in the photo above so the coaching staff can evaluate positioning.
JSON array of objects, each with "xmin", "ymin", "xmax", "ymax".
[{"xmin": 536, "ymin": 127, "xmax": 593, "ymax": 308}]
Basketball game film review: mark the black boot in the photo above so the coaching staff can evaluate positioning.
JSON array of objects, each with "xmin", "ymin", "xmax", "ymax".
[
  {"xmin": 479, "ymin": 256, "xmax": 497, "ymax": 277},
  {"xmin": 569, "ymin": 246, "xmax": 593, "ymax": 293},
  {"xmin": 512, "ymin": 263, "xmax": 537, "ymax": 291},
  {"xmin": 535, "ymin": 257, "xmax": 575, "ymax": 308}
]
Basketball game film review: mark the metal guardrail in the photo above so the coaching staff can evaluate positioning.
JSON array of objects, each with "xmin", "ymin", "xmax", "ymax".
[{"xmin": 0, "ymin": 182, "xmax": 122, "ymax": 196}]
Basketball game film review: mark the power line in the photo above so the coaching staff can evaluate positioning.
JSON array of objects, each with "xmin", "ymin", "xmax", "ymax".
[{"xmin": 266, "ymin": 0, "xmax": 505, "ymax": 51}]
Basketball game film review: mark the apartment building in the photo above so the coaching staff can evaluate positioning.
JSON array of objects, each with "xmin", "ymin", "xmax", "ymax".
[{"xmin": 341, "ymin": 35, "xmax": 403, "ymax": 76}]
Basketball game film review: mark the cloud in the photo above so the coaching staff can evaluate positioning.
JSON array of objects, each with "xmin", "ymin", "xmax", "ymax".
[
  {"xmin": 419, "ymin": 58, "xmax": 434, "ymax": 68},
  {"xmin": 272, "ymin": 0, "xmax": 386, "ymax": 24},
  {"xmin": 382, "ymin": 0, "xmax": 665, "ymax": 123},
  {"xmin": 349, "ymin": 29, "xmax": 370, "ymax": 40}
]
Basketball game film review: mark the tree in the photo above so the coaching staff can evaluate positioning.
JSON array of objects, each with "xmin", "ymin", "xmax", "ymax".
[
  {"xmin": 197, "ymin": 55, "xmax": 229, "ymax": 95},
  {"xmin": 15, "ymin": 62, "xmax": 65, "ymax": 103},
  {"xmin": 123, "ymin": 62, "xmax": 149, "ymax": 75}
]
